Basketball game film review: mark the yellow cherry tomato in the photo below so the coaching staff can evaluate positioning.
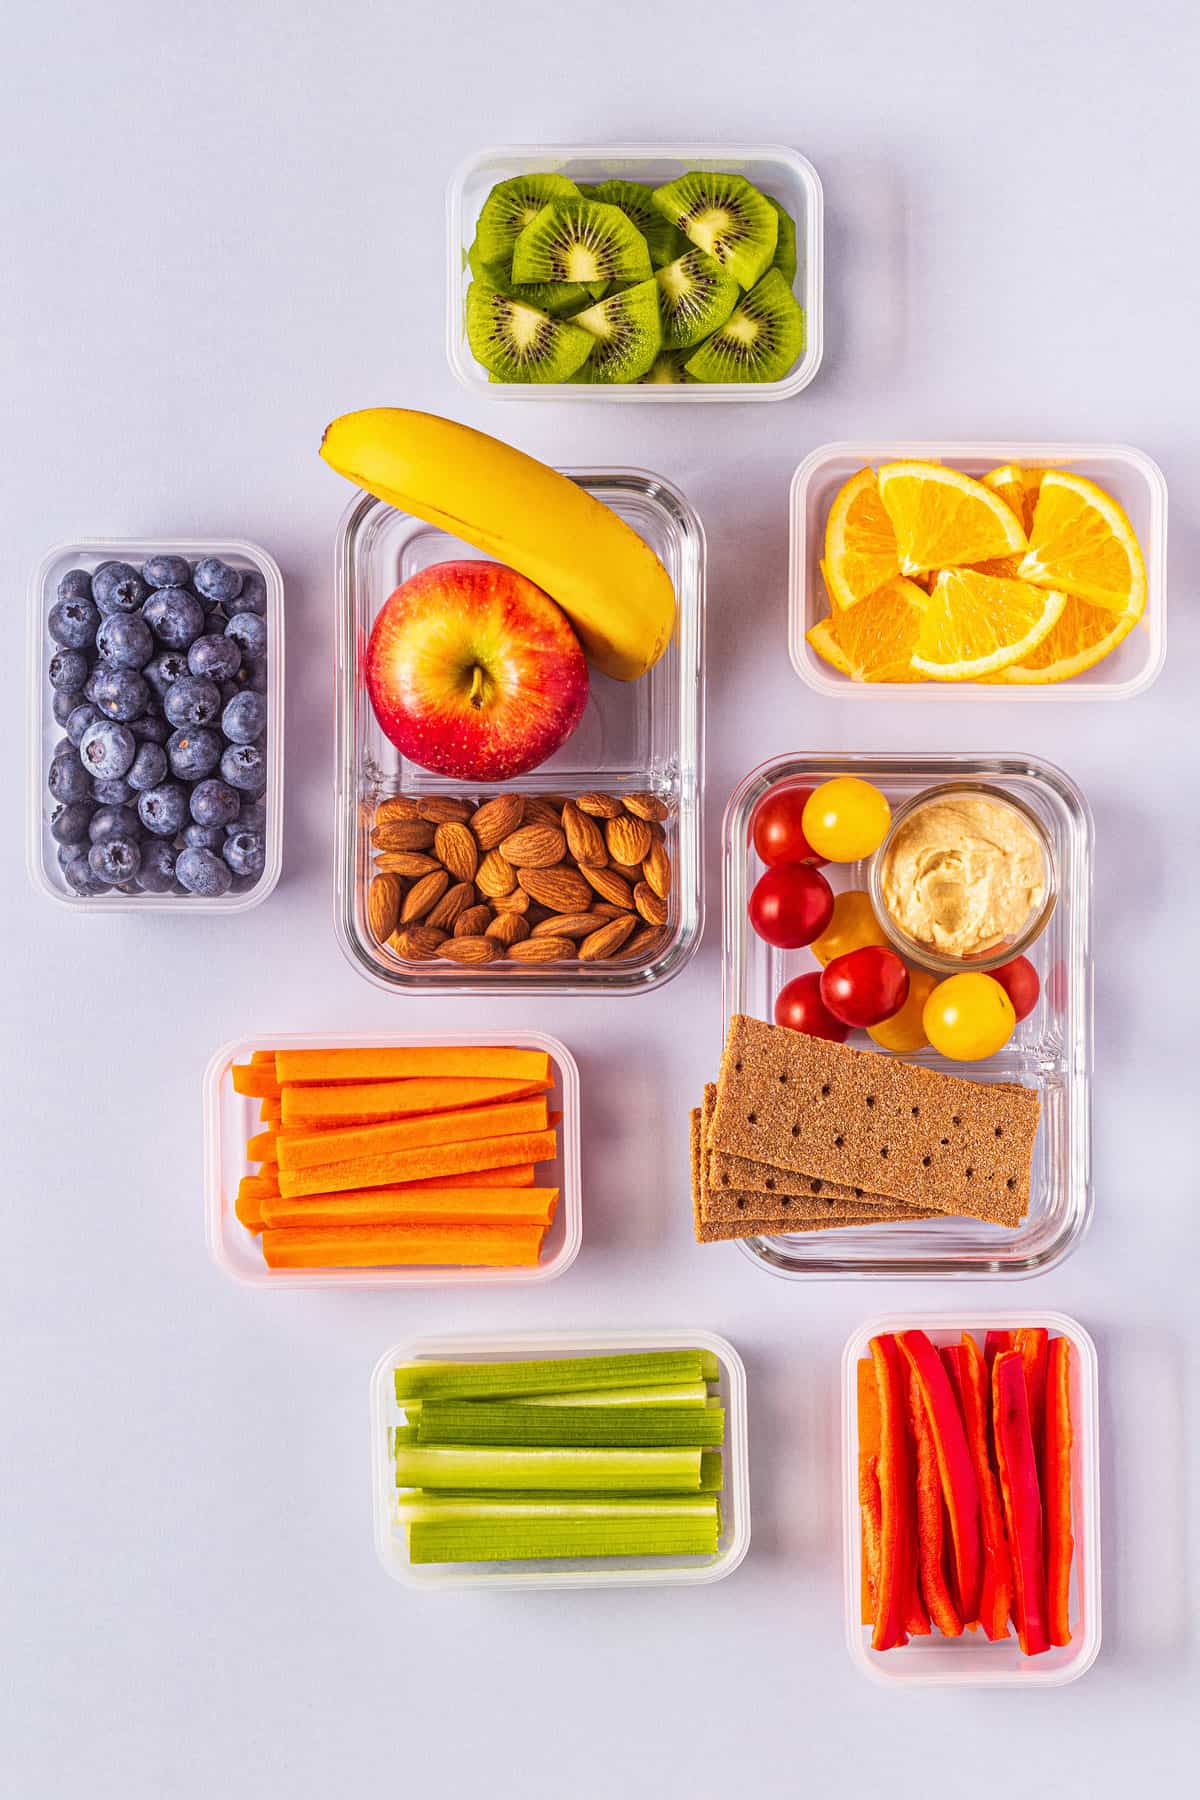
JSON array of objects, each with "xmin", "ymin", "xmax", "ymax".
[
  {"xmin": 922, "ymin": 972, "xmax": 1016, "ymax": 1062},
  {"xmin": 867, "ymin": 967, "xmax": 940, "ymax": 1052},
  {"xmin": 802, "ymin": 777, "xmax": 892, "ymax": 863},
  {"xmin": 811, "ymin": 888, "xmax": 890, "ymax": 966}
]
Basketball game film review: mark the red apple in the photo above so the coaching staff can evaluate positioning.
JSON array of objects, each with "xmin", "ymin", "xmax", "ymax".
[{"xmin": 366, "ymin": 560, "xmax": 589, "ymax": 781}]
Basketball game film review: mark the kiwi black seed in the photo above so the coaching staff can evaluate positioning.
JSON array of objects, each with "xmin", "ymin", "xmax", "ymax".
[
  {"xmin": 684, "ymin": 268, "xmax": 805, "ymax": 384},
  {"xmin": 473, "ymin": 173, "xmax": 581, "ymax": 268},
  {"xmin": 655, "ymin": 248, "xmax": 741, "ymax": 350},
  {"xmin": 511, "ymin": 199, "xmax": 653, "ymax": 288},
  {"xmin": 465, "ymin": 282, "xmax": 593, "ymax": 384},
  {"xmin": 651, "ymin": 171, "xmax": 779, "ymax": 290},
  {"xmin": 571, "ymin": 277, "xmax": 662, "ymax": 383}
]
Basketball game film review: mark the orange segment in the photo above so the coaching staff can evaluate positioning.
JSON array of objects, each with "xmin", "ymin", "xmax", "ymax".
[
  {"xmin": 910, "ymin": 569, "xmax": 1066, "ymax": 681},
  {"xmin": 877, "ymin": 461, "xmax": 1028, "ymax": 574},
  {"xmin": 995, "ymin": 593, "xmax": 1140, "ymax": 684},
  {"xmin": 805, "ymin": 615, "xmax": 853, "ymax": 676},
  {"xmin": 1018, "ymin": 471, "xmax": 1147, "ymax": 616},
  {"xmin": 982, "ymin": 466, "xmax": 1046, "ymax": 535},
  {"xmin": 822, "ymin": 468, "xmax": 901, "ymax": 609},
  {"xmin": 807, "ymin": 576, "xmax": 927, "ymax": 683}
]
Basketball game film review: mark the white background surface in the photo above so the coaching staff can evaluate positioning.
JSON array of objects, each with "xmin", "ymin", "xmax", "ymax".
[{"xmin": 3, "ymin": 1, "xmax": 1198, "ymax": 1793}]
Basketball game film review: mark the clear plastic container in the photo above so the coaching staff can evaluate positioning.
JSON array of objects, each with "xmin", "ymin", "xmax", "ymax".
[
  {"xmin": 203, "ymin": 1030, "xmax": 581, "ymax": 1288},
  {"xmin": 842, "ymin": 1311, "xmax": 1101, "ymax": 1686},
  {"xmin": 371, "ymin": 1327, "xmax": 750, "ymax": 1590},
  {"xmin": 722, "ymin": 752, "xmax": 1093, "ymax": 1278},
  {"xmin": 28, "ymin": 538, "xmax": 284, "ymax": 912},
  {"xmin": 790, "ymin": 442, "xmax": 1167, "ymax": 701},
  {"xmin": 448, "ymin": 144, "xmax": 823, "ymax": 403},
  {"xmin": 333, "ymin": 471, "xmax": 705, "ymax": 994}
]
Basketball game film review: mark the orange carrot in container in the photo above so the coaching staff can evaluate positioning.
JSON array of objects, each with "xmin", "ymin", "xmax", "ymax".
[
  {"xmin": 413, "ymin": 1164, "xmax": 536, "ymax": 1190},
  {"xmin": 235, "ymin": 1176, "xmax": 274, "ymax": 1232},
  {"xmin": 274, "ymin": 1046, "xmax": 551, "ymax": 1085},
  {"xmin": 277, "ymin": 1129, "xmax": 558, "ymax": 1199},
  {"xmin": 274, "ymin": 1097, "xmax": 549, "ymax": 1173},
  {"xmin": 260, "ymin": 1096, "xmax": 282, "ymax": 1126},
  {"xmin": 261, "ymin": 1222, "xmax": 545, "ymax": 1269},
  {"xmin": 231, "ymin": 1063, "xmax": 281, "ymax": 1099},
  {"xmin": 247, "ymin": 1130, "xmax": 277, "ymax": 1164},
  {"xmin": 858, "ymin": 1357, "xmax": 882, "ymax": 1625},
  {"xmin": 261, "ymin": 1185, "xmax": 559, "ymax": 1230},
  {"xmin": 279, "ymin": 1075, "xmax": 551, "ymax": 1129}
]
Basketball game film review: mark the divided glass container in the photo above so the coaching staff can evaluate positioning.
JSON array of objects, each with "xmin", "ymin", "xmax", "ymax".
[
  {"xmin": 723, "ymin": 753, "xmax": 1093, "ymax": 1278},
  {"xmin": 842, "ymin": 1312, "xmax": 1101, "ymax": 1686},
  {"xmin": 28, "ymin": 538, "xmax": 284, "ymax": 912},
  {"xmin": 790, "ymin": 442, "xmax": 1167, "ymax": 701},
  {"xmin": 448, "ymin": 143, "xmax": 823, "ymax": 402},
  {"xmin": 203, "ymin": 1030, "xmax": 581, "ymax": 1288},
  {"xmin": 333, "ymin": 471, "xmax": 705, "ymax": 994},
  {"xmin": 371, "ymin": 1327, "xmax": 750, "ymax": 1590}
]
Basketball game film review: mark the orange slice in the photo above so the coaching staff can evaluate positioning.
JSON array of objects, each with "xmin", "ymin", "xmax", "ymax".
[
  {"xmin": 822, "ymin": 468, "xmax": 901, "ymax": 609},
  {"xmin": 910, "ymin": 569, "xmax": 1066, "ymax": 681},
  {"xmin": 877, "ymin": 461, "xmax": 1028, "ymax": 574},
  {"xmin": 1017, "ymin": 470, "xmax": 1147, "ymax": 616},
  {"xmin": 970, "ymin": 554, "xmax": 1026, "ymax": 580},
  {"xmin": 807, "ymin": 576, "xmax": 928, "ymax": 682},
  {"xmin": 982, "ymin": 465, "xmax": 1046, "ymax": 535},
  {"xmin": 995, "ymin": 593, "xmax": 1140, "ymax": 684},
  {"xmin": 805, "ymin": 616, "xmax": 853, "ymax": 676}
]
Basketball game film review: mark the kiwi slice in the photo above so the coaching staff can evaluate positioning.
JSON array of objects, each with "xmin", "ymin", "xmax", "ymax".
[
  {"xmin": 581, "ymin": 179, "xmax": 684, "ymax": 268},
  {"xmin": 468, "ymin": 242, "xmax": 594, "ymax": 318},
  {"xmin": 512, "ymin": 199, "xmax": 653, "ymax": 287},
  {"xmin": 651, "ymin": 171, "xmax": 778, "ymax": 290},
  {"xmin": 655, "ymin": 248, "xmax": 740, "ymax": 350},
  {"xmin": 466, "ymin": 282, "xmax": 593, "ymax": 383},
  {"xmin": 684, "ymin": 268, "xmax": 805, "ymax": 383},
  {"xmin": 473, "ymin": 173, "xmax": 580, "ymax": 267},
  {"xmin": 571, "ymin": 277, "xmax": 662, "ymax": 382},
  {"xmin": 766, "ymin": 197, "xmax": 798, "ymax": 285},
  {"xmin": 638, "ymin": 350, "xmax": 696, "ymax": 385}
]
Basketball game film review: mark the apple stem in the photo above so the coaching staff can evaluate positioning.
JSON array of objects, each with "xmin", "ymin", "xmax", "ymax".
[{"xmin": 468, "ymin": 665, "xmax": 487, "ymax": 709}]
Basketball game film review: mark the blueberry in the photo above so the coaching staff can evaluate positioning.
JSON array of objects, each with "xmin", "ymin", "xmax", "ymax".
[
  {"xmin": 226, "ymin": 573, "xmax": 267, "ymax": 618},
  {"xmin": 137, "ymin": 839, "xmax": 179, "ymax": 892},
  {"xmin": 58, "ymin": 841, "xmax": 91, "ymax": 874},
  {"xmin": 90, "ymin": 803, "xmax": 141, "ymax": 844},
  {"xmin": 63, "ymin": 855, "xmax": 107, "ymax": 895},
  {"xmin": 193, "ymin": 558, "xmax": 243, "ymax": 604},
  {"xmin": 143, "ymin": 586, "xmax": 204, "ymax": 649},
  {"xmin": 83, "ymin": 667, "xmax": 104, "ymax": 703},
  {"xmin": 47, "ymin": 753, "xmax": 93, "ymax": 803},
  {"xmin": 128, "ymin": 711, "xmax": 170, "ymax": 745},
  {"xmin": 92, "ymin": 561, "xmax": 148, "ymax": 614},
  {"xmin": 95, "ymin": 612, "xmax": 154, "ymax": 670},
  {"xmin": 244, "ymin": 658, "xmax": 268, "ymax": 695},
  {"xmin": 48, "ymin": 648, "xmax": 89, "ymax": 692},
  {"xmin": 142, "ymin": 554, "xmax": 192, "ymax": 590},
  {"xmin": 48, "ymin": 595, "xmax": 100, "ymax": 648},
  {"xmin": 228, "ymin": 796, "xmax": 266, "ymax": 835},
  {"xmin": 57, "ymin": 568, "xmax": 94, "ymax": 602},
  {"xmin": 189, "ymin": 777, "xmax": 240, "ymax": 828},
  {"xmin": 205, "ymin": 608, "xmax": 229, "ymax": 630},
  {"xmin": 166, "ymin": 726, "xmax": 222, "ymax": 781},
  {"xmin": 164, "ymin": 676, "xmax": 221, "ymax": 728},
  {"xmin": 187, "ymin": 633, "xmax": 241, "ymax": 683},
  {"xmin": 144, "ymin": 650, "xmax": 190, "ymax": 698},
  {"xmin": 223, "ymin": 828, "xmax": 266, "ymax": 880},
  {"xmin": 225, "ymin": 611, "xmax": 267, "ymax": 659},
  {"xmin": 89, "ymin": 835, "xmax": 141, "ymax": 885},
  {"xmin": 138, "ymin": 782, "xmax": 189, "ymax": 837},
  {"xmin": 53, "ymin": 688, "xmax": 83, "ymax": 726},
  {"xmin": 219, "ymin": 741, "xmax": 267, "ymax": 792},
  {"xmin": 221, "ymin": 690, "xmax": 266, "ymax": 744},
  {"xmin": 92, "ymin": 667, "xmax": 150, "ymax": 723},
  {"xmin": 66, "ymin": 702, "xmax": 100, "ymax": 746},
  {"xmin": 92, "ymin": 776, "xmax": 134, "ymax": 806},
  {"xmin": 127, "ymin": 741, "xmax": 168, "ymax": 791},
  {"xmin": 183, "ymin": 822, "xmax": 227, "ymax": 850},
  {"xmin": 176, "ymin": 845, "xmax": 233, "ymax": 897},
  {"xmin": 218, "ymin": 680, "xmax": 240, "ymax": 708},
  {"xmin": 50, "ymin": 800, "xmax": 95, "ymax": 845},
  {"xmin": 80, "ymin": 717, "xmax": 136, "ymax": 780}
]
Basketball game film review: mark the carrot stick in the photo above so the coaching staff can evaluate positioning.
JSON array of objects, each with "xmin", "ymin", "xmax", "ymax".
[
  {"xmin": 277, "ymin": 1128, "xmax": 558, "ymax": 1199},
  {"xmin": 274, "ymin": 1097, "xmax": 549, "ymax": 1173},
  {"xmin": 251, "ymin": 1050, "xmax": 276, "ymax": 1065},
  {"xmin": 247, "ymin": 1130, "xmax": 277, "ymax": 1164},
  {"xmin": 235, "ymin": 1176, "xmax": 271, "ymax": 1232},
  {"xmin": 413, "ymin": 1164, "xmax": 535, "ymax": 1190},
  {"xmin": 261, "ymin": 1222, "xmax": 546, "ymax": 1269},
  {"xmin": 858, "ymin": 1357, "xmax": 882, "ymax": 1625},
  {"xmin": 231, "ymin": 1063, "xmax": 281, "ymax": 1099},
  {"xmin": 261, "ymin": 1185, "xmax": 559, "ymax": 1230},
  {"xmin": 274, "ymin": 1046, "xmax": 551, "ymax": 1085},
  {"xmin": 279, "ymin": 1075, "xmax": 551, "ymax": 1129},
  {"xmin": 260, "ymin": 1096, "xmax": 282, "ymax": 1126}
]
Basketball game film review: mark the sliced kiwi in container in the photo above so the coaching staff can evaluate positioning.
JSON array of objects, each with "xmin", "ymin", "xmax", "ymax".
[
  {"xmin": 580, "ymin": 179, "xmax": 685, "ymax": 268},
  {"xmin": 468, "ymin": 243, "xmax": 595, "ymax": 319},
  {"xmin": 766, "ymin": 197, "xmax": 798, "ymax": 285},
  {"xmin": 473, "ymin": 173, "xmax": 581, "ymax": 267},
  {"xmin": 651, "ymin": 171, "xmax": 778, "ymax": 290},
  {"xmin": 465, "ymin": 282, "xmax": 594, "ymax": 383},
  {"xmin": 512, "ymin": 199, "xmax": 653, "ymax": 287},
  {"xmin": 684, "ymin": 268, "xmax": 805, "ymax": 384},
  {"xmin": 655, "ymin": 247, "xmax": 741, "ymax": 350},
  {"xmin": 638, "ymin": 350, "xmax": 696, "ymax": 385},
  {"xmin": 570, "ymin": 277, "xmax": 662, "ymax": 382}
]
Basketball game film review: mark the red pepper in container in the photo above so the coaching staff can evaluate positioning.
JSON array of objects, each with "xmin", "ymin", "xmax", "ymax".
[
  {"xmin": 984, "ymin": 1329, "xmax": 1014, "ymax": 1370},
  {"xmin": 992, "ymin": 1349, "xmax": 1051, "ymax": 1655},
  {"xmin": 1014, "ymin": 1327, "xmax": 1049, "ymax": 1481},
  {"xmin": 868, "ymin": 1334, "xmax": 927, "ymax": 1650},
  {"xmin": 897, "ymin": 1330, "xmax": 983, "ymax": 1626},
  {"xmin": 857, "ymin": 1358, "xmax": 882, "ymax": 1626},
  {"xmin": 907, "ymin": 1368, "xmax": 962, "ymax": 1636},
  {"xmin": 1044, "ymin": 1336, "xmax": 1074, "ymax": 1647},
  {"xmin": 945, "ymin": 1337, "xmax": 1012, "ymax": 1641}
]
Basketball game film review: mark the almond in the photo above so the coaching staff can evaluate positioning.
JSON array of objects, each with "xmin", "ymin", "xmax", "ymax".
[
  {"xmin": 575, "ymin": 792, "xmax": 623, "ymax": 819},
  {"xmin": 589, "ymin": 901, "xmax": 630, "ymax": 921},
  {"xmin": 374, "ymin": 794, "xmax": 421, "ymax": 823},
  {"xmin": 623, "ymin": 792, "xmax": 669, "ymax": 823},
  {"xmin": 609, "ymin": 861, "xmax": 645, "ymax": 885},
  {"xmin": 434, "ymin": 821, "xmax": 478, "ymax": 883},
  {"xmin": 579, "ymin": 913, "xmax": 638, "ymax": 960},
  {"xmin": 522, "ymin": 796, "xmax": 564, "ymax": 830},
  {"xmin": 634, "ymin": 880, "xmax": 669, "ymax": 926},
  {"xmin": 374, "ymin": 850, "xmax": 442, "ymax": 878},
  {"xmin": 507, "ymin": 936, "xmax": 573, "ymax": 963},
  {"xmin": 470, "ymin": 793, "xmax": 524, "ymax": 851},
  {"xmin": 388, "ymin": 924, "xmax": 447, "ymax": 961},
  {"xmin": 367, "ymin": 873, "xmax": 402, "ymax": 942},
  {"xmin": 454, "ymin": 904, "xmax": 493, "ymax": 936},
  {"xmin": 418, "ymin": 796, "xmax": 474, "ymax": 825},
  {"xmin": 486, "ymin": 912, "xmax": 530, "ymax": 945},
  {"xmin": 605, "ymin": 812, "xmax": 653, "ymax": 866},
  {"xmin": 476, "ymin": 848, "xmax": 518, "ymax": 897},
  {"xmin": 371, "ymin": 819, "xmax": 436, "ymax": 852},
  {"xmin": 425, "ymin": 880, "xmax": 476, "ymax": 931},
  {"xmin": 642, "ymin": 838, "xmax": 672, "ymax": 899},
  {"xmin": 531, "ymin": 911, "xmax": 598, "ymax": 939},
  {"xmin": 617, "ymin": 924, "xmax": 669, "ymax": 960},
  {"xmin": 499, "ymin": 823, "xmax": 566, "ymax": 868},
  {"xmin": 580, "ymin": 863, "xmax": 634, "ymax": 909},
  {"xmin": 491, "ymin": 887, "xmax": 531, "ymax": 915},
  {"xmin": 400, "ymin": 868, "xmax": 450, "ymax": 922},
  {"xmin": 518, "ymin": 864, "xmax": 593, "ymax": 913},
  {"xmin": 561, "ymin": 800, "xmax": 608, "ymax": 867},
  {"xmin": 436, "ymin": 935, "xmax": 498, "ymax": 965}
]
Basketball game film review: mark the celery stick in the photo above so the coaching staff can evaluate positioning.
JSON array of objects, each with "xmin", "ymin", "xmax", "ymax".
[
  {"xmin": 700, "ymin": 1352, "xmax": 721, "ymax": 1382},
  {"xmin": 408, "ymin": 1518, "xmax": 720, "ymax": 1563},
  {"xmin": 394, "ymin": 1445, "xmax": 702, "ymax": 1492},
  {"xmin": 393, "ymin": 1351, "xmax": 709, "ymax": 1404},
  {"xmin": 396, "ymin": 1494, "xmax": 718, "ymax": 1523},
  {"xmin": 415, "ymin": 1402, "xmax": 725, "ymax": 1449},
  {"xmin": 699, "ymin": 1451, "xmax": 723, "ymax": 1493},
  {"xmin": 392, "ymin": 1424, "xmax": 418, "ymax": 1445},
  {"xmin": 427, "ymin": 1487, "xmax": 716, "ymax": 1504},
  {"xmin": 495, "ymin": 1381, "xmax": 711, "ymax": 1409}
]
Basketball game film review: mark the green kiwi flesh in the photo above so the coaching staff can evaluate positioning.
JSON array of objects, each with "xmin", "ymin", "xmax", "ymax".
[
  {"xmin": 465, "ymin": 282, "xmax": 593, "ymax": 383},
  {"xmin": 571, "ymin": 277, "xmax": 662, "ymax": 382},
  {"xmin": 651, "ymin": 171, "xmax": 778, "ymax": 290},
  {"xmin": 766, "ymin": 196, "xmax": 798, "ymax": 285},
  {"xmin": 655, "ymin": 248, "xmax": 741, "ymax": 350},
  {"xmin": 683, "ymin": 267, "xmax": 804, "ymax": 383},
  {"xmin": 511, "ymin": 199, "xmax": 653, "ymax": 287},
  {"xmin": 638, "ymin": 350, "xmax": 696, "ymax": 385},
  {"xmin": 474, "ymin": 173, "xmax": 580, "ymax": 266},
  {"xmin": 582, "ymin": 179, "xmax": 688, "ymax": 268}
]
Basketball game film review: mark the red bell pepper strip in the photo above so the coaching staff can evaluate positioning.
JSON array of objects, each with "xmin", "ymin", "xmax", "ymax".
[
  {"xmin": 992, "ymin": 1350, "xmax": 1051, "ymax": 1655},
  {"xmin": 1014, "ymin": 1327, "xmax": 1049, "ymax": 1482},
  {"xmin": 984, "ymin": 1329, "xmax": 1014, "ymax": 1371},
  {"xmin": 897, "ymin": 1330, "xmax": 983, "ymax": 1626},
  {"xmin": 1044, "ymin": 1336, "xmax": 1074, "ymax": 1646},
  {"xmin": 908, "ymin": 1368, "xmax": 963, "ymax": 1636},
  {"xmin": 868, "ymin": 1334, "xmax": 927, "ymax": 1650},
  {"xmin": 946, "ymin": 1338, "xmax": 1012, "ymax": 1640}
]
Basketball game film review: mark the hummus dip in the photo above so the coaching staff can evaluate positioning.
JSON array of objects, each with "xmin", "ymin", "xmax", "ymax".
[{"xmin": 879, "ymin": 793, "xmax": 1045, "ymax": 958}]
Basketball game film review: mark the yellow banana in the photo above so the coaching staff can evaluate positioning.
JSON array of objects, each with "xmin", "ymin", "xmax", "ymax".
[{"xmin": 320, "ymin": 408, "xmax": 676, "ymax": 681}]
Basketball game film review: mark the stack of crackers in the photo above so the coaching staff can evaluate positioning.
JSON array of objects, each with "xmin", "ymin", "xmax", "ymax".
[{"xmin": 691, "ymin": 1015, "xmax": 1041, "ymax": 1243}]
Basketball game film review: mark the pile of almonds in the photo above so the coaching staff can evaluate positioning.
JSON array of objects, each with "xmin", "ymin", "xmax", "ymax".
[{"xmin": 366, "ymin": 791, "xmax": 673, "ymax": 967}]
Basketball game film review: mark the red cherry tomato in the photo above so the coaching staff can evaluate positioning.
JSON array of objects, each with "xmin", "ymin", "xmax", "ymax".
[
  {"xmin": 751, "ymin": 786, "xmax": 827, "ymax": 868},
  {"xmin": 773, "ymin": 972, "xmax": 850, "ymax": 1041},
  {"xmin": 749, "ymin": 863, "xmax": 834, "ymax": 949},
  {"xmin": 820, "ymin": 946, "xmax": 910, "ymax": 1028},
  {"xmin": 989, "ymin": 956, "xmax": 1040, "ymax": 1023}
]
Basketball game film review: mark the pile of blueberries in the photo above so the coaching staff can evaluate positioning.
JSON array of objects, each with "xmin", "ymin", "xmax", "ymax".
[{"xmin": 46, "ymin": 554, "xmax": 270, "ymax": 898}]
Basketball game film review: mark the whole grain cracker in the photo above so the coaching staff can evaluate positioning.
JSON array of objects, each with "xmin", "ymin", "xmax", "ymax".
[{"xmin": 702, "ymin": 1084, "xmax": 897, "ymax": 1211}]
